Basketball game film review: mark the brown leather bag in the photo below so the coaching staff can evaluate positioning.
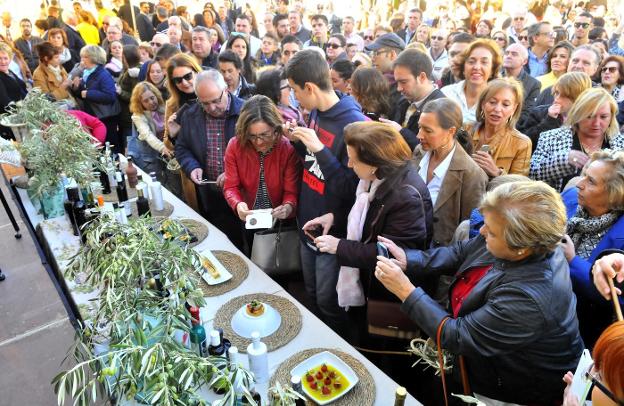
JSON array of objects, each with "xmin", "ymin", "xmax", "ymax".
[
  {"xmin": 366, "ymin": 299, "xmax": 421, "ymax": 339},
  {"xmin": 437, "ymin": 316, "xmax": 472, "ymax": 406}
]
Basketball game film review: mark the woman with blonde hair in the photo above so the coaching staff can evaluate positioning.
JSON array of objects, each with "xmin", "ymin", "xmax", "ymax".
[
  {"xmin": 519, "ymin": 71, "xmax": 593, "ymax": 150},
  {"xmin": 441, "ymin": 38, "xmax": 503, "ymax": 123},
  {"xmin": 530, "ymin": 88, "xmax": 624, "ymax": 191},
  {"xmin": 560, "ymin": 149, "xmax": 624, "ymax": 346},
  {"xmin": 0, "ymin": 42, "xmax": 27, "ymax": 139},
  {"xmin": 414, "ymin": 23, "xmax": 430, "ymax": 47},
  {"xmin": 376, "ymin": 180, "xmax": 583, "ymax": 405},
  {"xmin": 466, "ymin": 77, "xmax": 532, "ymax": 177},
  {"xmin": 129, "ymin": 81, "xmax": 171, "ymax": 179},
  {"xmin": 304, "ymin": 121, "xmax": 433, "ymax": 344}
]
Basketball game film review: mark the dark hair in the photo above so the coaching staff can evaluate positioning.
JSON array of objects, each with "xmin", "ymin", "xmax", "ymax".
[
  {"xmin": 408, "ymin": 8, "xmax": 423, "ymax": 16},
  {"xmin": 254, "ymin": 68, "xmax": 283, "ymax": 104},
  {"xmin": 545, "ymin": 40, "xmax": 574, "ymax": 73},
  {"xmin": 281, "ymin": 34, "xmax": 302, "ymax": 48},
  {"xmin": 588, "ymin": 27, "xmax": 607, "ymax": 41},
  {"xmin": 35, "ymin": 19, "xmax": 49, "ymax": 32},
  {"xmin": 263, "ymin": 31, "xmax": 279, "ymax": 43},
  {"xmin": 235, "ymin": 95, "xmax": 284, "ymax": 149},
  {"xmin": 154, "ymin": 43, "xmax": 180, "ymax": 62},
  {"xmin": 331, "ymin": 59, "xmax": 354, "ymax": 81},
  {"xmin": 600, "ymin": 55, "xmax": 624, "ymax": 86},
  {"xmin": 273, "ymin": 13, "xmax": 288, "ymax": 27},
  {"xmin": 448, "ymin": 32, "xmax": 474, "ymax": 45},
  {"xmin": 422, "ymin": 98, "xmax": 472, "ymax": 154},
  {"xmin": 329, "ymin": 33, "xmax": 346, "ymax": 47},
  {"xmin": 123, "ymin": 45, "xmax": 140, "ymax": 68},
  {"xmin": 393, "ymin": 48, "xmax": 433, "ymax": 80},
  {"xmin": 578, "ymin": 11, "xmax": 593, "ymax": 19},
  {"xmin": 35, "ymin": 41, "xmax": 61, "ymax": 63},
  {"xmin": 350, "ymin": 67, "xmax": 390, "ymax": 117},
  {"xmin": 218, "ymin": 49, "xmax": 243, "ymax": 70},
  {"xmin": 309, "ymin": 14, "xmax": 328, "ymax": 25},
  {"xmin": 284, "ymin": 48, "xmax": 331, "ymax": 91},
  {"xmin": 592, "ymin": 16, "xmax": 605, "ymax": 27},
  {"xmin": 527, "ymin": 21, "xmax": 550, "ymax": 46},
  {"xmin": 193, "ymin": 13, "xmax": 205, "ymax": 27},
  {"xmin": 19, "ymin": 18, "xmax": 32, "ymax": 25},
  {"xmin": 225, "ymin": 34, "xmax": 256, "ymax": 83}
]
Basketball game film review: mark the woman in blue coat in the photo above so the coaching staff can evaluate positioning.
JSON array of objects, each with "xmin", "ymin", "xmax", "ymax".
[
  {"xmin": 71, "ymin": 45, "xmax": 121, "ymax": 153},
  {"xmin": 561, "ymin": 149, "xmax": 624, "ymax": 347}
]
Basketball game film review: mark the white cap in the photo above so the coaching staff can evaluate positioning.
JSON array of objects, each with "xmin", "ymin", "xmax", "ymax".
[{"xmin": 210, "ymin": 330, "xmax": 220, "ymax": 346}]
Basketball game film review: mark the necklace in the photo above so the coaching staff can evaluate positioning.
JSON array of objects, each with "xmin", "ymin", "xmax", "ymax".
[{"xmin": 580, "ymin": 140, "xmax": 603, "ymax": 155}]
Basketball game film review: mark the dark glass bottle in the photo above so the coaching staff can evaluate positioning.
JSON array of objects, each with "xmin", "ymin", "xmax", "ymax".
[
  {"xmin": 208, "ymin": 330, "xmax": 225, "ymax": 356},
  {"xmin": 136, "ymin": 187, "xmax": 151, "ymax": 217},
  {"xmin": 99, "ymin": 158, "xmax": 111, "ymax": 194},
  {"xmin": 115, "ymin": 171, "xmax": 128, "ymax": 202},
  {"xmin": 65, "ymin": 186, "xmax": 81, "ymax": 236},
  {"xmin": 73, "ymin": 199, "xmax": 87, "ymax": 243},
  {"xmin": 291, "ymin": 375, "xmax": 307, "ymax": 406}
]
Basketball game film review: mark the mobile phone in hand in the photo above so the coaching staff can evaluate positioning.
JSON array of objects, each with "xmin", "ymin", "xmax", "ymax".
[
  {"xmin": 304, "ymin": 226, "xmax": 323, "ymax": 241},
  {"xmin": 377, "ymin": 242, "xmax": 390, "ymax": 258},
  {"xmin": 480, "ymin": 144, "xmax": 490, "ymax": 153}
]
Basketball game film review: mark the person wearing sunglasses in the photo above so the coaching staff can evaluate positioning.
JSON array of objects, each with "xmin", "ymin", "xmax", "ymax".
[
  {"xmin": 175, "ymin": 69, "xmax": 246, "ymax": 250},
  {"xmin": 563, "ymin": 321, "xmax": 624, "ymax": 406},
  {"xmin": 527, "ymin": 22, "xmax": 555, "ymax": 77},
  {"xmin": 507, "ymin": 8, "xmax": 528, "ymax": 44},
  {"xmin": 599, "ymin": 55, "xmax": 624, "ymax": 103},
  {"xmin": 223, "ymin": 95, "xmax": 301, "ymax": 255},
  {"xmin": 326, "ymin": 34, "xmax": 347, "ymax": 66},
  {"xmin": 428, "ymin": 28, "xmax": 448, "ymax": 82},
  {"xmin": 491, "ymin": 30, "xmax": 508, "ymax": 50},
  {"xmin": 149, "ymin": 32, "xmax": 169, "ymax": 54},
  {"xmin": 572, "ymin": 12, "xmax": 592, "ymax": 47}
]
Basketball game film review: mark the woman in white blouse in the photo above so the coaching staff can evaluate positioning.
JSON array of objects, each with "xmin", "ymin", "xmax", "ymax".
[
  {"xmin": 441, "ymin": 38, "xmax": 502, "ymax": 124},
  {"xmin": 412, "ymin": 98, "xmax": 488, "ymax": 247}
]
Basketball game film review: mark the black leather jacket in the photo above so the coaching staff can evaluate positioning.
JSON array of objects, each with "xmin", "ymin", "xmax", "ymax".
[{"xmin": 401, "ymin": 236, "xmax": 583, "ymax": 404}]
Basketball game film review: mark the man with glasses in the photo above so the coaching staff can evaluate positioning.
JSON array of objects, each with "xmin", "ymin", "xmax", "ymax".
[
  {"xmin": 572, "ymin": 12, "xmax": 592, "ymax": 47},
  {"xmin": 101, "ymin": 16, "xmax": 138, "ymax": 53},
  {"xmin": 175, "ymin": 69, "xmax": 245, "ymax": 249},
  {"xmin": 365, "ymin": 33, "xmax": 406, "ymax": 117},
  {"xmin": 149, "ymin": 32, "xmax": 169, "ymax": 53},
  {"xmin": 507, "ymin": 8, "xmax": 528, "ymax": 44},
  {"xmin": 527, "ymin": 22, "xmax": 555, "ymax": 77},
  {"xmin": 428, "ymin": 28, "xmax": 448, "ymax": 81},
  {"xmin": 190, "ymin": 26, "xmax": 217, "ymax": 69},
  {"xmin": 502, "ymin": 43, "xmax": 541, "ymax": 121}
]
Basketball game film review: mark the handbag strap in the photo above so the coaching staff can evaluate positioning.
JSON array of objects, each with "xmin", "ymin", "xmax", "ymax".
[
  {"xmin": 274, "ymin": 220, "xmax": 283, "ymax": 268},
  {"xmin": 437, "ymin": 316, "xmax": 451, "ymax": 406}
]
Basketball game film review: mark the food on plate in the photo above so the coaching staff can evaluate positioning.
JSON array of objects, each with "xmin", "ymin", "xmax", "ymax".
[
  {"xmin": 245, "ymin": 300, "xmax": 265, "ymax": 317},
  {"xmin": 202, "ymin": 257, "xmax": 221, "ymax": 279},
  {"xmin": 302, "ymin": 363, "xmax": 350, "ymax": 401}
]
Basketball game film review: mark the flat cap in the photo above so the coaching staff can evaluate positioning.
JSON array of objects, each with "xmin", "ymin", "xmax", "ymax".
[{"xmin": 364, "ymin": 33, "xmax": 406, "ymax": 51}]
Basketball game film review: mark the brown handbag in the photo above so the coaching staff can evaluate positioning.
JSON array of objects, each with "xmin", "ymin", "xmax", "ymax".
[{"xmin": 437, "ymin": 316, "xmax": 472, "ymax": 406}]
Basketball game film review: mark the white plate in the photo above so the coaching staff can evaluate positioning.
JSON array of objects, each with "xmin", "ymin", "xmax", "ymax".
[
  {"xmin": 197, "ymin": 250, "xmax": 232, "ymax": 285},
  {"xmin": 290, "ymin": 351, "xmax": 359, "ymax": 405},
  {"xmin": 231, "ymin": 302, "xmax": 281, "ymax": 338}
]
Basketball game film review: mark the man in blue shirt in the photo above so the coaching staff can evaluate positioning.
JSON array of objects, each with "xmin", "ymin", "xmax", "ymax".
[{"xmin": 527, "ymin": 21, "xmax": 554, "ymax": 77}]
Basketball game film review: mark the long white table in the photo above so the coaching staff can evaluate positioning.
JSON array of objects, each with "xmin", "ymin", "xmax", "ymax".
[{"xmin": 14, "ymin": 170, "xmax": 421, "ymax": 405}]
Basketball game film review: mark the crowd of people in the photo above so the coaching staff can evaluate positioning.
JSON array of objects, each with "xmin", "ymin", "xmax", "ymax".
[{"xmin": 1, "ymin": 0, "xmax": 624, "ymax": 404}]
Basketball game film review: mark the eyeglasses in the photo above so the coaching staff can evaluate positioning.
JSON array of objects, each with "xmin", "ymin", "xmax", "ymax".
[
  {"xmin": 493, "ymin": 36, "xmax": 506, "ymax": 41},
  {"xmin": 172, "ymin": 72, "xmax": 194, "ymax": 85},
  {"xmin": 198, "ymin": 89, "xmax": 224, "ymax": 107},
  {"xmin": 518, "ymin": 35, "xmax": 528, "ymax": 41},
  {"xmin": 326, "ymin": 43, "xmax": 342, "ymax": 49},
  {"xmin": 575, "ymin": 22, "xmax": 590, "ymax": 29},
  {"xmin": 373, "ymin": 49, "xmax": 390, "ymax": 57},
  {"xmin": 538, "ymin": 31, "xmax": 555, "ymax": 37},
  {"xmin": 513, "ymin": 16, "xmax": 525, "ymax": 21},
  {"xmin": 150, "ymin": 41, "xmax": 163, "ymax": 47},
  {"xmin": 363, "ymin": 35, "xmax": 374, "ymax": 40},
  {"xmin": 584, "ymin": 363, "xmax": 624, "ymax": 406},
  {"xmin": 602, "ymin": 66, "xmax": 618, "ymax": 73},
  {"xmin": 248, "ymin": 130, "xmax": 275, "ymax": 142},
  {"xmin": 431, "ymin": 36, "xmax": 445, "ymax": 41},
  {"xmin": 280, "ymin": 83, "xmax": 290, "ymax": 90}
]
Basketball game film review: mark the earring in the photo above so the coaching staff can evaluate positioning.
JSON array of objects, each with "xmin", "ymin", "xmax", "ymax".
[{"xmin": 517, "ymin": 251, "xmax": 523, "ymax": 256}]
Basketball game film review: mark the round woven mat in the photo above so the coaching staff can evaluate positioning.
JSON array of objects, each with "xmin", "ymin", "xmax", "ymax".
[
  {"xmin": 130, "ymin": 200, "xmax": 174, "ymax": 218},
  {"xmin": 269, "ymin": 348, "xmax": 375, "ymax": 406},
  {"xmin": 213, "ymin": 293, "xmax": 301, "ymax": 353},
  {"xmin": 179, "ymin": 219, "xmax": 209, "ymax": 248},
  {"xmin": 198, "ymin": 251, "xmax": 249, "ymax": 297}
]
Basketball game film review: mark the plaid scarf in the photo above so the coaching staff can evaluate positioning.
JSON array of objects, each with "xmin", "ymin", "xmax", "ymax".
[{"xmin": 567, "ymin": 206, "xmax": 621, "ymax": 259}]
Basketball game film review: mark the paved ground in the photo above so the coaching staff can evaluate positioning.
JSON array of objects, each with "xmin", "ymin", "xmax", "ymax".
[{"xmin": 0, "ymin": 176, "xmax": 76, "ymax": 406}]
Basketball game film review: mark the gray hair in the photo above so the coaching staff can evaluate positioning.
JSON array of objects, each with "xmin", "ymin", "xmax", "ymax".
[
  {"xmin": 572, "ymin": 44, "xmax": 601, "ymax": 66},
  {"xmin": 80, "ymin": 45, "xmax": 107, "ymax": 65},
  {"xmin": 194, "ymin": 69, "xmax": 227, "ymax": 93},
  {"xmin": 109, "ymin": 16, "xmax": 123, "ymax": 31}
]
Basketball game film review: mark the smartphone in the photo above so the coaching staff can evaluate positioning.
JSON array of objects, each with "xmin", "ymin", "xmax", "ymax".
[
  {"xmin": 197, "ymin": 179, "xmax": 217, "ymax": 185},
  {"xmin": 481, "ymin": 144, "xmax": 490, "ymax": 153},
  {"xmin": 377, "ymin": 242, "xmax": 390, "ymax": 258},
  {"xmin": 304, "ymin": 226, "xmax": 323, "ymax": 241},
  {"xmin": 365, "ymin": 112, "xmax": 380, "ymax": 121}
]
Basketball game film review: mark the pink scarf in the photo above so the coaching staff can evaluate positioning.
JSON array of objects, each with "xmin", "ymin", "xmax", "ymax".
[{"xmin": 336, "ymin": 178, "xmax": 384, "ymax": 308}]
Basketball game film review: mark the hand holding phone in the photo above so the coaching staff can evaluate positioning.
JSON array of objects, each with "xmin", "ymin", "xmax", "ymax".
[
  {"xmin": 304, "ymin": 226, "xmax": 323, "ymax": 242},
  {"xmin": 377, "ymin": 242, "xmax": 390, "ymax": 258}
]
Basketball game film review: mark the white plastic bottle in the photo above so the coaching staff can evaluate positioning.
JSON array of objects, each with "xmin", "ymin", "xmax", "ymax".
[
  {"xmin": 149, "ymin": 175, "xmax": 164, "ymax": 211},
  {"xmin": 246, "ymin": 331, "xmax": 269, "ymax": 384}
]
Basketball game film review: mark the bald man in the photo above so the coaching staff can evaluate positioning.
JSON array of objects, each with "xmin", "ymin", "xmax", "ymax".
[{"xmin": 503, "ymin": 43, "xmax": 541, "ymax": 119}]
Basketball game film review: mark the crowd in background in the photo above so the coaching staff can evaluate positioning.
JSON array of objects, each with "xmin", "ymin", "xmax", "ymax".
[{"xmin": 1, "ymin": 0, "xmax": 624, "ymax": 404}]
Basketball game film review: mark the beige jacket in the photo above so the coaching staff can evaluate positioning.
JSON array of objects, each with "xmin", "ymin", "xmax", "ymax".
[
  {"xmin": 131, "ymin": 110, "xmax": 166, "ymax": 154},
  {"xmin": 467, "ymin": 122, "xmax": 532, "ymax": 176}
]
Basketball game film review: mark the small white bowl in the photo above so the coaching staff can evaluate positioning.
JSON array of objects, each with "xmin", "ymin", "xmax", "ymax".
[{"xmin": 231, "ymin": 302, "xmax": 281, "ymax": 338}]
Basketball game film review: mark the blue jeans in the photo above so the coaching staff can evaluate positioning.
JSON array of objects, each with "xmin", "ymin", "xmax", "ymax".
[{"xmin": 299, "ymin": 241, "xmax": 348, "ymax": 336}]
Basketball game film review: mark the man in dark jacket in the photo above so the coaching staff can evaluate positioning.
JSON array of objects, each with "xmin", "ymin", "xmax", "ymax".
[
  {"xmin": 365, "ymin": 33, "xmax": 405, "ymax": 119},
  {"xmin": 14, "ymin": 19, "xmax": 43, "ymax": 72},
  {"xmin": 190, "ymin": 26, "xmax": 217, "ymax": 69},
  {"xmin": 502, "ymin": 43, "xmax": 541, "ymax": 123},
  {"xmin": 61, "ymin": 11, "xmax": 86, "ymax": 56},
  {"xmin": 386, "ymin": 49, "xmax": 444, "ymax": 151},
  {"xmin": 284, "ymin": 49, "xmax": 367, "ymax": 337},
  {"xmin": 174, "ymin": 69, "xmax": 244, "ymax": 249},
  {"xmin": 118, "ymin": 0, "xmax": 155, "ymax": 42}
]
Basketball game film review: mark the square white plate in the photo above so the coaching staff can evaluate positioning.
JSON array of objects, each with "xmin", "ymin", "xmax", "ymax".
[
  {"xmin": 290, "ymin": 351, "xmax": 359, "ymax": 404},
  {"xmin": 197, "ymin": 250, "xmax": 232, "ymax": 285}
]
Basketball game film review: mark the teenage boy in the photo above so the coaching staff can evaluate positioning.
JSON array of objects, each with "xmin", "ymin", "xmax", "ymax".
[{"xmin": 284, "ymin": 49, "xmax": 367, "ymax": 336}]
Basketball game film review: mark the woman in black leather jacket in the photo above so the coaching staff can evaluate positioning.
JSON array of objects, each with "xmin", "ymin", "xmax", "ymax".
[{"xmin": 376, "ymin": 180, "xmax": 584, "ymax": 405}]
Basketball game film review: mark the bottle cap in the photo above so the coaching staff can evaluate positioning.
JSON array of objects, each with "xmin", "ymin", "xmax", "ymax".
[
  {"xmin": 396, "ymin": 386, "xmax": 407, "ymax": 397},
  {"xmin": 113, "ymin": 202, "xmax": 119, "ymax": 209},
  {"xmin": 115, "ymin": 171, "xmax": 122, "ymax": 182},
  {"xmin": 210, "ymin": 330, "xmax": 220, "ymax": 346},
  {"xmin": 137, "ymin": 187, "xmax": 144, "ymax": 198},
  {"xmin": 290, "ymin": 375, "xmax": 301, "ymax": 385},
  {"xmin": 189, "ymin": 306, "xmax": 200, "ymax": 324}
]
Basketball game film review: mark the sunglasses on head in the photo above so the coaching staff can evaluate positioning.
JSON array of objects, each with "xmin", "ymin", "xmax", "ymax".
[
  {"xmin": 602, "ymin": 66, "xmax": 618, "ymax": 73},
  {"xmin": 326, "ymin": 43, "xmax": 341, "ymax": 49},
  {"xmin": 575, "ymin": 22, "xmax": 590, "ymax": 28},
  {"xmin": 172, "ymin": 71, "xmax": 193, "ymax": 84}
]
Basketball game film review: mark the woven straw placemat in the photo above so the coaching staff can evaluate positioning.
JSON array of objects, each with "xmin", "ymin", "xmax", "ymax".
[
  {"xmin": 213, "ymin": 293, "xmax": 301, "ymax": 353},
  {"xmin": 197, "ymin": 251, "xmax": 249, "ymax": 297},
  {"xmin": 179, "ymin": 219, "xmax": 209, "ymax": 248},
  {"xmin": 130, "ymin": 200, "xmax": 174, "ymax": 218},
  {"xmin": 269, "ymin": 348, "xmax": 375, "ymax": 406}
]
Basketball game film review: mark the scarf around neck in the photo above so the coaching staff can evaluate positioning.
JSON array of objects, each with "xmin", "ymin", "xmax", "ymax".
[{"xmin": 567, "ymin": 206, "xmax": 621, "ymax": 259}]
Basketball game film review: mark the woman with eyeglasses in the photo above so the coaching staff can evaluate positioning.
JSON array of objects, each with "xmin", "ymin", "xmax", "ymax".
[
  {"xmin": 475, "ymin": 20, "xmax": 492, "ymax": 38},
  {"xmin": 563, "ymin": 321, "xmax": 624, "ymax": 406},
  {"xmin": 491, "ymin": 30, "xmax": 508, "ymax": 50},
  {"xmin": 254, "ymin": 68, "xmax": 304, "ymax": 126},
  {"xmin": 225, "ymin": 34, "xmax": 256, "ymax": 84},
  {"xmin": 326, "ymin": 34, "xmax": 348, "ymax": 66},
  {"xmin": 536, "ymin": 40, "xmax": 575, "ymax": 91},
  {"xmin": 223, "ymin": 95, "xmax": 301, "ymax": 254},
  {"xmin": 163, "ymin": 53, "xmax": 201, "ymax": 207},
  {"xmin": 599, "ymin": 55, "xmax": 624, "ymax": 103}
]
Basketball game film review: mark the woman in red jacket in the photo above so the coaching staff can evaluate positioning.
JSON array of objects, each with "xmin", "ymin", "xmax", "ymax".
[{"xmin": 223, "ymin": 95, "xmax": 301, "ymax": 254}]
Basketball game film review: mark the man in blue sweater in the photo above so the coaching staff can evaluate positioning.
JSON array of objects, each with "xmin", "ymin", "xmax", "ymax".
[{"xmin": 284, "ymin": 49, "xmax": 367, "ymax": 337}]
